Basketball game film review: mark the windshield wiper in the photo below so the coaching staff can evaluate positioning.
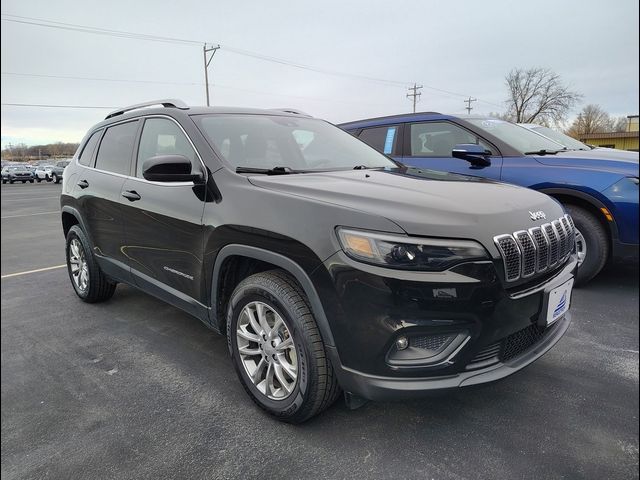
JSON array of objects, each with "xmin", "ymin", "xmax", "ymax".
[
  {"xmin": 524, "ymin": 149, "xmax": 562, "ymax": 156},
  {"xmin": 236, "ymin": 166, "xmax": 299, "ymax": 175}
]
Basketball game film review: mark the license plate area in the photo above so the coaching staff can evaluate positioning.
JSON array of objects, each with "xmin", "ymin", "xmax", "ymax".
[{"xmin": 545, "ymin": 278, "xmax": 574, "ymax": 326}]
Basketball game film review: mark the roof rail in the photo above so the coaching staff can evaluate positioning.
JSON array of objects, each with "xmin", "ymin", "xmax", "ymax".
[
  {"xmin": 105, "ymin": 99, "xmax": 189, "ymax": 120},
  {"xmin": 270, "ymin": 108, "xmax": 312, "ymax": 117}
]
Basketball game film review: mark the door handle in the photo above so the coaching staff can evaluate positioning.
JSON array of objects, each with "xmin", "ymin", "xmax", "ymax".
[
  {"xmin": 77, "ymin": 179, "xmax": 89, "ymax": 189},
  {"xmin": 122, "ymin": 190, "xmax": 141, "ymax": 201}
]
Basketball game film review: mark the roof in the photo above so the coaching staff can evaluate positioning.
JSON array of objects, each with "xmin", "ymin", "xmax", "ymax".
[
  {"xmin": 336, "ymin": 111, "xmax": 498, "ymax": 129},
  {"xmin": 578, "ymin": 131, "xmax": 640, "ymax": 139}
]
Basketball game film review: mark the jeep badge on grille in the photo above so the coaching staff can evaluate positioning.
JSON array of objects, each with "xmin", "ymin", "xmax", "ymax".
[{"xmin": 529, "ymin": 210, "xmax": 546, "ymax": 221}]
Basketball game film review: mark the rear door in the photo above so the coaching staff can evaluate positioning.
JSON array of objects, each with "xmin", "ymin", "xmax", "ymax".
[
  {"xmin": 356, "ymin": 124, "xmax": 403, "ymax": 157},
  {"xmin": 399, "ymin": 121, "xmax": 503, "ymax": 179},
  {"xmin": 119, "ymin": 116, "xmax": 207, "ymax": 313},
  {"xmin": 76, "ymin": 120, "xmax": 140, "ymax": 282}
]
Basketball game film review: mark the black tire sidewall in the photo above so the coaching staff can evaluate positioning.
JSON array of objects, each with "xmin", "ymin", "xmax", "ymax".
[
  {"xmin": 566, "ymin": 205, "xmax": 608, "ymax": 284},
  {"xmin": 227, "ymin": 286, "xmax": 310, "ymax": 417}
]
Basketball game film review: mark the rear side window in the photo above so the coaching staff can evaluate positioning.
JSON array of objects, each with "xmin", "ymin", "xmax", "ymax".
[
  {"xmin": 78, "ymin": 130, "xmax": 102, "ymax": 166},
  {"xmin": 358, "ymin": 126, "xmax": 399, "ymax": 155},
  {"xmin": 95, "ymin": 121, "xmax": 139, "ymax": 175},
  {"xmin": 136, "ymin": 118, "xmax": 196, "ymax": 177}
]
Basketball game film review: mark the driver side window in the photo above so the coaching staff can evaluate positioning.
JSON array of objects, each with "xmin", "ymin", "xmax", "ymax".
[
  {"xmin": 409, "ymin": 122, "xmax": 492, "ymax": 157},
  {"xmin": 136, "ymin": 118, "xmax": 197, "ymax": 178}
]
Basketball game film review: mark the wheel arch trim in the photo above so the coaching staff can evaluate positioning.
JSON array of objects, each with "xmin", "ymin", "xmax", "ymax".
[
  {"xmin": 210, "ymin": 244, "xmax": 336, "ymax": 347},
  {"xmin": 538, "ymin": 187, "xmax": 619, "ymax": 241}
]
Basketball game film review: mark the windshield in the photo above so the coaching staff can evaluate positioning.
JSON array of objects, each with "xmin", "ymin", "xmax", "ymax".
[
  {"xmin": 468, "ymin": 119, "xmax": 565, "ymax": 154},
  {"xmin": 193, "ymin": 114, "xmax": 397, "ymax": 171},
  {"xmin": 529, "ymin": 125, "xmax": 590, "ymax": 151}
]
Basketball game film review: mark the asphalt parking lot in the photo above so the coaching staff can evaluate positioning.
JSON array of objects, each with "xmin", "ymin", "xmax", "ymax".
[{"xmin": 1, "ymin": 181, "xmax": 638, "ymax": 480}]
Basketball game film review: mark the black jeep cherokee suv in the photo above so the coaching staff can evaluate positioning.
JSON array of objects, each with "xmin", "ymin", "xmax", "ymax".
[{"xmin": 61, "ymin": 99, "xmax": 577, "ymax": 423}]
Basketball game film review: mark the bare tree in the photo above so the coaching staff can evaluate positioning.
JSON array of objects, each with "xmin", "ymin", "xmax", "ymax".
[
  {"xmin": 612, "ymin": 116, "xmax": 629, "ymax": 132},
  {"xmin": 504, "ymin": 67, "xmax": 582, "ymax": 125},
  {"xmin": 566, "ymin": 104, "xmax": 618, "ymax": 136}
]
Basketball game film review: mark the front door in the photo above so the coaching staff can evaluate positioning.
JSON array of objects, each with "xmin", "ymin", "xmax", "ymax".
[
  {"xmin": 399, "ymin": 121, "xmax": 503, "ymax": 180},
  {"xmin": 119, "ymin": 117, "xmax": 207, "ymax": 314}
]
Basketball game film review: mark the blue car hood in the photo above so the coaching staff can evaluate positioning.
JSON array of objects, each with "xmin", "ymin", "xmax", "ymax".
[{"xmin": 535, "ymin": 149, "xmax": 639, "ymax": 177}]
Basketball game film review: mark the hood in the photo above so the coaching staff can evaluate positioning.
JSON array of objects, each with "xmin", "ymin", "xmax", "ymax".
[
  {"xmin": 535, "ymin": 150, "xmax": 639, "ymax": 177},
  {"xmin": 248, "ymin": 167, "xmax": 564, "ymax": 247}
]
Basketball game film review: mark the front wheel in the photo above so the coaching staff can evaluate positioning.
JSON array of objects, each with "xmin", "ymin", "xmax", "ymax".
[
  {"xmin": 52, "ymin": 174, "xmax": 59, "ymax": 184},
  {"xmin": 227, "ymin": 270, "xmax": 340, "ymax": 423},
  {"xmin": 565, "ymin": 204, "xmax": 609, "ymax": 285},
  {"xmin": 66, "ymin": 225, "xmax": 117, "ymax": 302}
]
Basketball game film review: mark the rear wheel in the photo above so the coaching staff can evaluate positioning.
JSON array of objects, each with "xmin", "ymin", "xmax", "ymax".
[
  {"xmin": 565, "ymin": 204, "xmax": 609, "ymax": 285},
  {"xmin": 227, "ymin": 270, "xmax": 340, "ymax": 423},
  {"xmin": 52, "ymin": 173, "xmax": 59, "ymax": 184},
  {"xmin": 65, "ymin": 225, "xmax": 116, "ymax": 302}
]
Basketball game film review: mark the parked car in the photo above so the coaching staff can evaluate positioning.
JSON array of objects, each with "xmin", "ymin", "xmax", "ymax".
[
  {"xmin": 50, "ymin": 160, "xmax": 70, "ymax": 184},
  {"xmin": 34, "ymin": 164, "xmax": 54, "ymax": 182},
  {"xmin": 61, "ymin": 100, "xmax": 577, "ymax": 422},
  {"xmin": 2, "ymin": 165, "xmax": 34, "ymax": 184},
  {"xmin": 340, "ymin": 114, "xmax": 639, "ymax": 284}
]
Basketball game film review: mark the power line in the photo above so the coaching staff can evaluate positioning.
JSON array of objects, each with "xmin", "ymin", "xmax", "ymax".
[
  {"xmin": 406, "ymin": 84, "xmax": 423, "ymax": 113},
  {"xmin": 1, "ymin": 103, "xmax": 115, "ymax": 109},
  {"xmin": 0, "ymin": 12, "xmax": 505, "ymax": 108}
]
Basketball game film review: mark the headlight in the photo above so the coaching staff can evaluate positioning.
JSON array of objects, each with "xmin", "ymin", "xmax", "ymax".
[{"xmin": 336, "ymin": 227, "xmax": 489, "ymax": 271}]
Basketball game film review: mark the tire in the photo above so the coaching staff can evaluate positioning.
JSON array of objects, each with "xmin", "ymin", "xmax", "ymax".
[
  {"xmin": 52, "ymin": 174, "xmax": 59, "ymax": 184},
  {"xmin": 227, "ymin": 270, "xmax": 340, "ymax": 423},
  {"xmin": 29, "ymin": 179, "xmax": 34, "ymax": 183},
  {"xmin": 45, "ymin": 175, "xmax": 51, "ymax": 182},
  {"xmin": 565, "ymin": 204, "xmax": 609, "ymax": 285},
  {"xmin": 9, "ymin": 179, "xmax": 14, "ymax": 184},
  {"xmin": 2, "ymin": 179, "xmax": 6, "ymax": 184},
  {"xmin": 36, "ymin": 178, "xmax": 42, "ymax": 183},
  {"xmin": 65, "ymin": 225, "xmax": 117, "ymax": 303},
  {"xmin": 21, "ymin": 180, "xmax": 26, "ymax": 183}
]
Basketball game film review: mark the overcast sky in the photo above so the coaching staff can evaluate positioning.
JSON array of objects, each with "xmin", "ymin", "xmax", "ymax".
[{"xmin": 1, "ymin": 0, "xmax": 638, "ymax": 147}]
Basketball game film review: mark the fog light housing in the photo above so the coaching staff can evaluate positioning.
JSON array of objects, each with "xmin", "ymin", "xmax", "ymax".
[
  {"xmin": 395, "ymin": 336, "xmax": 409, "ymax": 350},
  {"xmin": 386, "ymin": 332, "xmax": 470, "ymax": 367}
]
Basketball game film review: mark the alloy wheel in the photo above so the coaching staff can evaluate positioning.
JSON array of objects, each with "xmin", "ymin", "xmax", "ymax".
[
  {"xmin": 575, "ymin": 228, "xmax": 587, "ymax": 267},
  {"xmin": 236, "ymin": 301, "xmax": 298, "ymax": 400},
  {"xmin": 69, "ymin": 238, "xmax": 89, "ymax": 292}
]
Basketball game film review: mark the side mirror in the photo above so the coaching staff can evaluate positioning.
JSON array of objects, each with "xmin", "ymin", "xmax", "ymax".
[
  {"xmin": 452, "ymin": 144, "xmax": 491, "ymax": 167},
  {"xmin": 142, "ymin": 155, "xmax": 203, "ymax": 183}
]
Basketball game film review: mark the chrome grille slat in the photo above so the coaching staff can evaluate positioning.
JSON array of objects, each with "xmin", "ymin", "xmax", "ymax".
[
  {"xmin": 514, "ymin": 230, "xmax": 536, "ymax": 277},
  {"xmin": 544, "ymin": 223, "xmax": 560, "ymax": 267},
  {"xmin": 494, "ymin": 215, "xmax": 574, "ymax": 282}
]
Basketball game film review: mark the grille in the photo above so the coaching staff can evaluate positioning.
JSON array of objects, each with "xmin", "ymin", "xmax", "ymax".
[
  {"xmin": 494, "ymin": 214, "xmax": 574, "ymax": 282},
  {"xmin": 410, "ymin": 334, "xmax": 452, "ymax": 352},
  {"xmin": 514, "ymin": 231, "xmax": 536, "ymax": 277},
  {"xmin": 501, "ymin": 324, "xmax": 546, "ymax": 361},
  {"xmin": 495, "ymin": 235, "xmax": 521, "ymax": 281}
]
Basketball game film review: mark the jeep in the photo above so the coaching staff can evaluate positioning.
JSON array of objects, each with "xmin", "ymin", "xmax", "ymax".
[{"xmin": 61, "ymin": 100, "xmax": 577, "ymax": 423}]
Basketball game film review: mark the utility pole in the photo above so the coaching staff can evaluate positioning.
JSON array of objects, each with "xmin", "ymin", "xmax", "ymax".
[
  {"xmin": 464, "ymin": 97, "xmax": 477, "ymax": 114},
  {"xmin": 203, "ymin": 43, "xmax": 221, "ymax": 106},
  {"xmin": 406, "ymin": 83, "xmax": 423, "ymax": 113}
]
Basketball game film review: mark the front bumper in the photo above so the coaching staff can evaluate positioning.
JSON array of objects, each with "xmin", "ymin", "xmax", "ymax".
[{"xmin": 313, "ymin": 252, "xmax": 577, "ymax": 401}]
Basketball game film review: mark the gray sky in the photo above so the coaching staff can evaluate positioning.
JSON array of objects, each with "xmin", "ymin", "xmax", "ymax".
[{"xmin": 1, "ymin": 0, "xmax": 638, "ymax": 147}]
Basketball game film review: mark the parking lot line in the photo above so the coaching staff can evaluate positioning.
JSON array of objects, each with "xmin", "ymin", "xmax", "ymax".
[
  {"xmin": 0, "ymin": 196, "xmax": 60, "ymax": 201},
  {"xmin": 1, "ymin": 211, "xmax": 59, "ymax": 219},
  {"xmin": 1, "ymin": 264, "xmax": 66, "ymax": 279}
]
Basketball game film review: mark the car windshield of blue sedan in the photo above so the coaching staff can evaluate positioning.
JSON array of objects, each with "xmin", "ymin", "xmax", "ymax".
[
  {"xmin": 469, "ymin": 119, "xmax": 565, "ymax": 154},
  {"xmin": 530, "ymin": 125, "xmax": 591, "ymax": 151},
  {"xmin": 194, "ymin": 114, "xmax": 398, "ymax": 171}
]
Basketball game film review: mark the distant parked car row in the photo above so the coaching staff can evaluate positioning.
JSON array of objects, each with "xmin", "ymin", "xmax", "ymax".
[{"xmin": 1, "ymin": 160, "xmax": 70, "ymax": 184}]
